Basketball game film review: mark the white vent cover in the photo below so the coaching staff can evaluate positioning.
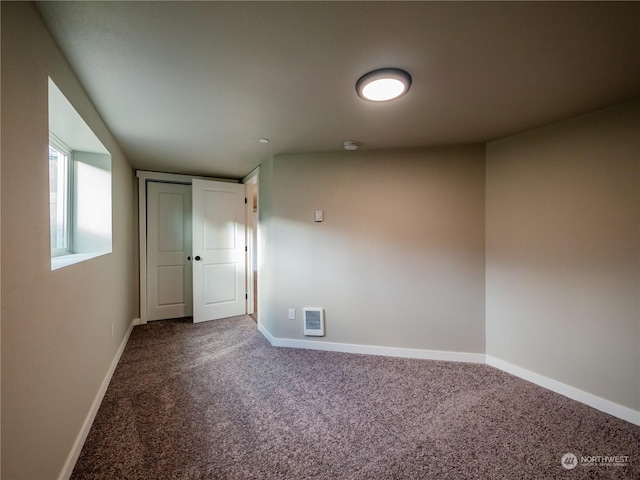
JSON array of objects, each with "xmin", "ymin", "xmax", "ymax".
[{"xmin": 303, "ymin": 308, "xmax": 324, "ymax": 336}]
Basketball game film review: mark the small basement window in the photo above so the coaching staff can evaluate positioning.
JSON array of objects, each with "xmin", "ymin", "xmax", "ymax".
[
  {"xmin": 48, "ymin": 78, "xmax": 112, "ymax": 270},
  {"xmin": 49, "ymin": 137, "xmax": 71, "ymax": 256}
]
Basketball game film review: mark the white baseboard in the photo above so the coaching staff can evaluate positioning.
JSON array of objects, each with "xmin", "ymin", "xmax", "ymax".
[
  {"xmin": 257, "ymin": 323, "xmax": 485, "ymax": 364},
  {"xmin": 486, "ymin": 355, "xmax": 640, "ymax": 426},
  {"xmin": 58, "ymin": 318, "xmax": 140, "ymax": 480}
]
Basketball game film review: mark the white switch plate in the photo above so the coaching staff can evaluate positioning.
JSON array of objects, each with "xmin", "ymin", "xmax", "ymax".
[
  {"xmin": 314, "ymin": 210, "xmax": 323, "ymax": 222},
  {"xmin": 288, "ymin": 308, "xmax": 295, "ymax": 320}
]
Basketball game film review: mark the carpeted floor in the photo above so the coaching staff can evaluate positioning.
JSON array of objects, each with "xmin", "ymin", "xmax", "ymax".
[{"xmin": 71, "ymin": 315, "xmax": 639, "ymax": 479}]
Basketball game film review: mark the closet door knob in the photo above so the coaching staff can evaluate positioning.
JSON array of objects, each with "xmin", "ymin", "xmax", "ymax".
[
  {"xmin": 194, "ymin": 256, "xmax": 201, "ymax": 261},
  {"xmin": 187, "ymin": 256, "xmax": 191, "ymax": 261}
]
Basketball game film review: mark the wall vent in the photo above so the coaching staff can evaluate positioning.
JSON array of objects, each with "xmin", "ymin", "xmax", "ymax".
[{"xmin": 303, "ymin": 308, "xmax": 324, "ymax": 336}]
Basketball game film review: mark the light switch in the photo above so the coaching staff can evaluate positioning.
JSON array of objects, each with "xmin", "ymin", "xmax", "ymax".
[{"xmin": 314, "ymin": 210, "xmax": 323, "ymax": 222}]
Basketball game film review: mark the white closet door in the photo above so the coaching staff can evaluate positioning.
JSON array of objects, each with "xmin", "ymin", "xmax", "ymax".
[
  {"xmin": 147, "ymin": 182, "xmax": 192, "ymax": 321},
  {"xmin": 192, "ymin": 179, "xmax": 246, "ymax": 323}
]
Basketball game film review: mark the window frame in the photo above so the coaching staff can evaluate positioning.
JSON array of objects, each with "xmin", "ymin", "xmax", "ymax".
[{"xmin": 49, "ymin": 133, "xmax": 73, "ymax": 257}]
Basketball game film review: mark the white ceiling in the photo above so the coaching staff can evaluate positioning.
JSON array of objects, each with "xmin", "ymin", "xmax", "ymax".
[{"xmin": 36, "ymin": 1, "xmax": 640, "ymax": 179}]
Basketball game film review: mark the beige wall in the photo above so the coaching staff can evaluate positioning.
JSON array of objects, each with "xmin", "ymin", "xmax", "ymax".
[
  {"xmin": 486, "ymin": 100, "xmax": 640, "ymax": 410},
  {"xmin": 260, "ymin": 146, "xmax": 486, "ymax": 353},
  {"xmin": 1, "ymin": 3, "xmax": 138, "ymax": 479}
]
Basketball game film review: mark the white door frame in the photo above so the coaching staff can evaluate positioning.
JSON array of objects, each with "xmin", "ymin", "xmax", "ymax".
[
  {"xmin": 243, "ymin": 168, "xmax": 259, "ymax": 317},
  {"xmin": 136, "ymin": 170, "xmax": 238, "ymax": 324}
]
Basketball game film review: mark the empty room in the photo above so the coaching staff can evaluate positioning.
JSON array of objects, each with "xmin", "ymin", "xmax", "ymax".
[{"xmin": 1, "ymin": 1, "xmax": 639, "ymax": 479}]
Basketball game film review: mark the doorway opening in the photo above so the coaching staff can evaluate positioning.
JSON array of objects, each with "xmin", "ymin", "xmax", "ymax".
[
  {"xmin": 138, "ymin": 171, "xmax": 248, "ymax": 324},
  {"xmin": 244, "ymin": 172, "xmax": 259, "ymax": 323}
]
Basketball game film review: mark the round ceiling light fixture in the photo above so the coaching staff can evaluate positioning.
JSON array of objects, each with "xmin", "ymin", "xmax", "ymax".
[{"xmin": 356, "ymin": 68, "xmax": 412, "ymax": 102}]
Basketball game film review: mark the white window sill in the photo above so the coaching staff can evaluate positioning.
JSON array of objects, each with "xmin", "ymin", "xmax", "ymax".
[{"xmin": 51, "ymin": 251, "xmax": 110, "ymax": 270}]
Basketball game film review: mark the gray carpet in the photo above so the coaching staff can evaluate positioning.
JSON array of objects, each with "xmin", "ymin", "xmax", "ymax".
[{"xmin": 71, "ymin": 316, "xmax": 639, "ymax": 479}]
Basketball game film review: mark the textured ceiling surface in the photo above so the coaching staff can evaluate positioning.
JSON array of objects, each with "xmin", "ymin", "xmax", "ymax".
[{"xmin": 36, "ymin": 1, "xmax": 640, "ymax": 178}]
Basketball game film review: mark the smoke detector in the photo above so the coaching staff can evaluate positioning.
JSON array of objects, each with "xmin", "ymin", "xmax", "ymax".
[{"xmin": 343, "ymin": 140, "xmax": 360, "ymax": 151}]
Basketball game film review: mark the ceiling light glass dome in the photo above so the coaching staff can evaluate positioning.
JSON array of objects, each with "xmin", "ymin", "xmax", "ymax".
[{"xmin": 356, "ymin": 68, "xmax": 412, "ymax": 102}]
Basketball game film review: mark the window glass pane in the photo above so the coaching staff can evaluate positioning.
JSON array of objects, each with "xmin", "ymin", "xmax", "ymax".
[{"xmin": 49, "ymin": 144, "xmax": 69, "ymax": 252}]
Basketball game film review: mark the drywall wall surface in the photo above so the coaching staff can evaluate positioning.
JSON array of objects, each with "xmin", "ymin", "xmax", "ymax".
[
  {"xmin": 1, "ymin": 3, "xmax": 138, "ymax": 478},
  {"xmin": 262, "ymin": 146, "xmax": 486, "ymax": 353},
  {"xmin": 486, "ymin": 99, "xmax": 640, "ymax": 410}
]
